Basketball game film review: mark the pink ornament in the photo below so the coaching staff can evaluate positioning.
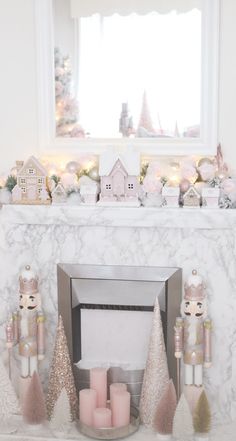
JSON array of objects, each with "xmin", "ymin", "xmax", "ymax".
[
  {"xmin": 143, "ymin": 175, "xmax": 163, "ymax": 194},
  {"xmin": 198, "ymin": 163, "xmax": 215, "ymax": 182},
  {"xmin": 221, "ymin": 178, "xmax": 236, "ymax": 195},
  {"xmin": 180, "ymin": 165, "xmax": 198, "ymax": 183},
  {"xmin": 179, "ymin": 179, "xmax": 190, "ymax": 193},
  {"xmin": 55, "ymin": 81, "xmax": 63, "ymax": 97},
  {"xmin": 147, "ymin": 161, "xmax": 162, "ymax": 177},
  {"xmin": 60, "ymin": 172, "xmax": 78, "ymax": 189}
]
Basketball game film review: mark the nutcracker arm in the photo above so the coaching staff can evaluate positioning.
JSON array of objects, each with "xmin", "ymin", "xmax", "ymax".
[
  {"xmin": 174, "ymin": 317, "xmax": 184, "ymax": 356},
  {"xmin": 6, "ymin": 312, "xmax": 19, "ymax": 347},
  {"xmin": 204, "ymin": 318, "xmax": 212, "ymax": 364},
  {"xmin": 12, "ymin": 311, "xmax": 19, "ymax": 344},
  {"xmin": 37, "ymin": 311, "xmax": 46, "ymax": 356}
]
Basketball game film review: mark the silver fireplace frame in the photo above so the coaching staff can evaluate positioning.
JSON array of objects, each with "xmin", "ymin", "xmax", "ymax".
[{"xmin": 57, "ymin": 264, "xmax": 182, "ymax": 392}]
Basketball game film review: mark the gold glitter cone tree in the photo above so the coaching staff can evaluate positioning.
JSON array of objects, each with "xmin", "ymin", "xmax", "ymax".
[
  {"xmin": 46, "ymin": 315, "xmax": 78, "ymax": 420},
  {"xmin": 139, "ymin": 297, "xmax": 169, "ymax": 428}
]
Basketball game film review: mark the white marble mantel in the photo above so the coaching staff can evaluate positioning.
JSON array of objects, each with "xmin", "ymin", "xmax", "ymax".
[
  {"xmin": 0, "ymin": 205, "xmax": 236, "ymax": 428},
  {"xmin": 2, "ymin": 204, "xmax": 236, "ymax": 228}
]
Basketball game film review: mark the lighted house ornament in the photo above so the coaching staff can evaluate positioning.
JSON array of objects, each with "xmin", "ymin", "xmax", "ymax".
[
  {"xmin": 98, "ymin": 152, "xmax": 140, "ymax": 206},
  {"xmin": 202, "ymin": 187, "xmax": 220, "ymax": 208},
  {"xmin": 162, "ymin": 186, "xmax": 180, "ymax": 208},
  {"xmin": 79, "ymin": 175, "xmax": 100, "ymax": 205},
  {"xmin": 51, "ymin": 182, "xmax": 67, "ymax": 205},
  {"xmin": 12, "ymin": 156, "xmax": 50, "ymax": 204},
  {"xmin": 183, "ymin": 185, "xmax": 201, "ymax": 208}
]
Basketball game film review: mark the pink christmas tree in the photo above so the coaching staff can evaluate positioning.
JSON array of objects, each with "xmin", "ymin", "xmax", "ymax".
[
  {"xmin": 137, "ymin": 91, "xmax": 156, "ymax": 134},
  {"xmin": 23, "ymin": 372, "xmax": 46, "ymax": 425},
  {"xmin": 153, "ymin": 379, "xmax": 177, "ymax": 436}
]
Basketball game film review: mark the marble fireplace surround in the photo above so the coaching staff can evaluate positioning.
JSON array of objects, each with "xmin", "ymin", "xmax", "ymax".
[{"xmin": 0, "ymin": 204, "xmax": 236, "ymax": 427}]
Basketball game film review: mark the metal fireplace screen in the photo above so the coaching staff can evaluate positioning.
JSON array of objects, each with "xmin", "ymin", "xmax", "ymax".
[{"xmin": 57, "ymin": 264, "xmax": 182, "ymax": 406}]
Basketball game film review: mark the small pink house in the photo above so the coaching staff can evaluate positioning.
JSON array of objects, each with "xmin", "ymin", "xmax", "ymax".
[{"xmin": 98, "ymin": 152, "xmax": 140, "ymax": 206}]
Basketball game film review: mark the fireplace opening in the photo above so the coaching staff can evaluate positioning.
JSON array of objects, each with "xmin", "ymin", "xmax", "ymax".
[{"xmin": 57, "ymin": 264, "xmax": 182, "ymax": 405}]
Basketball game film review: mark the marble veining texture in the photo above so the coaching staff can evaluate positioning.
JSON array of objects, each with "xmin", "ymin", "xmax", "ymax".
[{"xmin": 0, "ymin": 205, "xmax": 236, "ymax": 428}]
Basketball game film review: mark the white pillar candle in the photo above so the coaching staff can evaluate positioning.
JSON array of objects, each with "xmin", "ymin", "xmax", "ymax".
[
  {"xmin": 90, "ymin": 367, "xmax": 107, "ymax": 408},
  {"xmin": 93, "ymin": 408, "xmax": 112, "ymax": 428},
  {"xmin": 79, "ymin": 389, "xmax": 97, "ymax": 426},
  {"xmin": 111, "ymin": 390, "xmax": 131, "ymax": 428}
]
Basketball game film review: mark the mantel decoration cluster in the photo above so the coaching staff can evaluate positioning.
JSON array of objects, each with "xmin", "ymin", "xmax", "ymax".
[{"xmin": 0, "ymin": 145, "xmax": 235, "ymax": 209}]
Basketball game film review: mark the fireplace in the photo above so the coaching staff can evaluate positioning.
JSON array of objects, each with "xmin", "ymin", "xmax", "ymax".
[{"xmin": 57, "ymin": 264, "xmax": 182, "ymax": 405}]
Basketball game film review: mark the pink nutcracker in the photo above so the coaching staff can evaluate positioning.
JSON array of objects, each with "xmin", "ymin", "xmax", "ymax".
[
  {"xmin": 174, "ymin": 270, "xmax": 212, "ymax": 388},
  {"xmin": 6, "ymin": 265, "xmax": 45, "ymax": 378}
]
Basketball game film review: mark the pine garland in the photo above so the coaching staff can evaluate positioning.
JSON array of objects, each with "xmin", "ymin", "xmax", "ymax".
[{"xmin": 5, "ymin": 175, "xmax": 17, "ymax": 193}]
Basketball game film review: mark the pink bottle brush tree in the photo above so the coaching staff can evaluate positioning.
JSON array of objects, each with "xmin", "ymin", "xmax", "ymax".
[
  {"xmin": 22, "ymin": 372, "xmax": 46, "ymax": 425},
  {"xmin": 153, "ymin": 379, "xmax": 177, "ymax": 438}
]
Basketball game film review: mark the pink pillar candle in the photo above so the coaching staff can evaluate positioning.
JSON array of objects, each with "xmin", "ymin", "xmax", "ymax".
[
  {"xmin": 90, "ymin": 367, "xmax": 107, "ymax": 408},
  {"xmin": 110, "ymin": 383, "xmax": 127, "ymax": 406},
  {"xmin": 79, "ymin": 389, "xmax": 97, "ymax": 426},
  {"xmin": 111, "ymin": 390, "xmax": 131, "ymax": 428},
  {"xmin": 93, "ymin": 408, "xmax": 112, "ymax": 428}
]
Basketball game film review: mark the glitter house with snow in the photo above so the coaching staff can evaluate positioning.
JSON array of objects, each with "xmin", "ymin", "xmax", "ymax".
[{"xmin": 98, "ymin": 152, "xmax": 140, "ymax": 206}]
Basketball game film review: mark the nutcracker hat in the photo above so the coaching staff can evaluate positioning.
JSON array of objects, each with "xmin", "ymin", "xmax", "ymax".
[
  {"xmin": 184, "ymin": 269, "xmax": 205, "ymax": 301},
  {"xmin": 19, "ymin": 265, "xmax": 39, "ymax": 295}
]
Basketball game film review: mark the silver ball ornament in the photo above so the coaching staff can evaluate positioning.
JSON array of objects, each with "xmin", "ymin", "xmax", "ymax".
[
  {"xmin": 198, "ymin": 157, "xmax": 213, "ymax": 167},
  {"xmin": 88, "ymin": 166, "xmax": 100, "ymax": 181},
  {"xmin": 65, "ymin": 161, "xmax": 80, "ymax": 174},
  {"xmin": 180, "ymin": 179, "xmax": 190, "ymax": 193}
]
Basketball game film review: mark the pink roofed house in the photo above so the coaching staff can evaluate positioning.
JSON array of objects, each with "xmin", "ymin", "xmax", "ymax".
[{"xmin": 98, "ymin": 152, "xmax": 140, "ymax": 206}]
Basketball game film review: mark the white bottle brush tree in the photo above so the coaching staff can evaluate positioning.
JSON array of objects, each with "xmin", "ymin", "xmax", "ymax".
[
  {"xmin": 50, "ymin": 387, "xmax": 72, "ymax": 432},
  {"xmin": 0, "ymin": 356, "xmax": 19, "ymax": 433},
  {"xmin": 173, "ymin": 393, "xmax": 194, "ymax": 440}
]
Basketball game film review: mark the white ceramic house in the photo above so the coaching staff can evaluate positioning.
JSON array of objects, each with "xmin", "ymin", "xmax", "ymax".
[
  {"xmin": 12, "ymin": 156, "xmax": 50, "ymax": 204},
  {"xmin": 162, "ymin": 186, "xmax": 180, "ymax": 208},
  {"xmin": 51, "ymin": 182, "xmax": 67, "ymax": 204},
  {"xmin": 201, "ymin": 187, "xmax": 220, "ymax": 208},
  {"xmin": 183, "ymin": 185, "xmax": 201, "ymax": 208},
  {"xmin": 79, "ymin": 175, "xmax": 99, "ymax": 205},
  {"xmin": 98, "ymin": 152, "xmax": 140, "ymax": 206}
]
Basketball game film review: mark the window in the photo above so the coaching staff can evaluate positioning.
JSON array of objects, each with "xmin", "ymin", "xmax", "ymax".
[
  {"xmin": 20, "ymin": 178, "xmax": 26, "ymax": 184},
  {"xmin": 21, "ymin": 187, "xmax": 26, "ymax": 193},
  {"xmin": 105, "ymin": 184, "xmax": 112, "ymax": 190},
  {"xmin": 128, "ymin": 183, "xmax": 134, "ymax": 190},
  {"xmin": 38, "ymin": 188, "xmax": 42, "ymax": 194},
  {"xmin": 38, "ymin": 178, "xmax": 43, "ymax": 184},
  {"xmin": 28, "ymin": 168, "xmax": 35, "ymax": 175},
  {"xmin": 36, "ymin": 0, "xmax": 219, "ymax": 155}
]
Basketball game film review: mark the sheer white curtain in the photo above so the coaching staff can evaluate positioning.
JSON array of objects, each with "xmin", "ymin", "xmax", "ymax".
[{"xmin": 70, "ymin": 0, "xmax": 201, "ymax": 17}]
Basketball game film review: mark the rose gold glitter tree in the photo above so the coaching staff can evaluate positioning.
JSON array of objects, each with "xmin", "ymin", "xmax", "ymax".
[
  {"xmin": 139, "ymin": 297, "xmax": 169, "ymax": 428},
  {"xmin": 46, "ymin": 315, "xmax": 78, "ymax": 421}
]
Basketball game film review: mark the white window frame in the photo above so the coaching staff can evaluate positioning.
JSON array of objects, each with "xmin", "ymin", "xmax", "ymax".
[
  {"xmin": 28, "ymin": 168, "xmax": 36, "ymax": 175},
  {"xmin": 35, "ymin": 0, "xmax": 220, "ymax": 156}
]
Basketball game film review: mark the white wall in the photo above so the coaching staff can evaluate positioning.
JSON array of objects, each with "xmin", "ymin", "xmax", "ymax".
[
  {"xmin": 0, "ymin": 0, "xmax": 39, "ymax": 173},
  {"xmin": 0, "ymin": 0, "xmax": 236, "ymax": 172},
  {"xmin": 218, "ymin": 0, "xmax": 236, "ymax": 168}
]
